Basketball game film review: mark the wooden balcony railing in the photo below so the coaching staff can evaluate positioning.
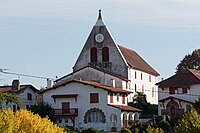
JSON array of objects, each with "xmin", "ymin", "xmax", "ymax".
[{"xmin": 51, "ymin": 108, "xmax": 78, "ymax": 116}]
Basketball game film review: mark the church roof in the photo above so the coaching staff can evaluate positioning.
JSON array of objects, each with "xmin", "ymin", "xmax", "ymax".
[
  {"xmin": 156, "ymin": 69, "xmax": 200, "ymax": 88},
  {"xmin": 118, "ymin": 45, "xmax": 160, "ymax": 76}
]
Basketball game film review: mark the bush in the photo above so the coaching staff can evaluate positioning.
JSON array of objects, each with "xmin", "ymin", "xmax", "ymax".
[
  {"xmin": 131, "ymin": 127, "xmax": 139, "ymax": 133},
  {"xmin": 158, "ymin": 120, "xmax": 172, "ymax": 133},
  {"xmin": 0, "ymin": 109, "xmax": 65, "ymax": 133},
  {"xmin": 81, "ymin": 128, "xmax": 102, "ymax": 133},
  {"xmin": 146, "ymin": 125, "xmax": 164, "ymax": 133},
  {"xmin": 120, "ymin": 128, "xmax": 132, "ymax": 133}
]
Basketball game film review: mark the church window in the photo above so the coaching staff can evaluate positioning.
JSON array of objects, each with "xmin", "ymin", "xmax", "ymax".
[
  {"xmin": 102, "ymin": 47, "xmax": 109, "ymax": 62},
  {"xmin": 91, "ymin": 47, "xmax": 97, "ymax": 62}
]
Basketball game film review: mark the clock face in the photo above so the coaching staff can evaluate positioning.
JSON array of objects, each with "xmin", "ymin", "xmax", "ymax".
[{"xmin": 95, "ymin": 34, "xmax": 104, "ymax": 43}]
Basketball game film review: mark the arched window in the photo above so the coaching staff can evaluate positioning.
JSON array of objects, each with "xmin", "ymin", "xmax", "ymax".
[
  {"xmin": 91, "ymin": 47, "xmax": 97, "ymax": 62},
  {"xmin": 110, "ymin": 114, "xmax": 117, "ymax": 123},
  {"xmin": 84, "ymin": 108, "xmax": 106, "ymax": 123},
  {"xmin": 102, "ymin": 47, "xmax": 109, "ymax": 62}
]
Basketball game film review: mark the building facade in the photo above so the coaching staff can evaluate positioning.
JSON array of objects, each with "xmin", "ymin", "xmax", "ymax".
[
  {"xmin": 55, "ymin": 10, "xmax": 159, "ymax": 104},
  {"xmin": 0, "ymin": 80, "xmax": 38, "ymax": 111},
  {"xmin": 156, "ymin": 69, "xmax": 200, "ymax": 119}
]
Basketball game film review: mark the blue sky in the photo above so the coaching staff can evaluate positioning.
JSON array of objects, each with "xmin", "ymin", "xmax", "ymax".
[{"xmin": 0, "ymin": 0, "xmax": 200, "ymax": 88}]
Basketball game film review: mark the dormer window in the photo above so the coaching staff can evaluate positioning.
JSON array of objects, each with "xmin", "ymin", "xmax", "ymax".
[
  {"xmin": 102, "ymin": 47, "xmax": 109, "ymax": 62},
  {"xmin": 91, "ymin": 47, "xmax": 97, "ymax": 62}
]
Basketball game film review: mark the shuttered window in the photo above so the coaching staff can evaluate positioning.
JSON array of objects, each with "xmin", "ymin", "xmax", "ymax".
[
  {"xmin": 110, "ymin": 93, "xmax": 113, "ymax": 103},
  {"xmin": 91, "ymin": 47, "xmax": 97, "ymax": 62},
  {"xmin": 90, "ymin": 93, "xmax": 99, "ymax": 103},
  {"xmin": 102, "ymin": 47, "xmax": 109, "ymax": 62}
]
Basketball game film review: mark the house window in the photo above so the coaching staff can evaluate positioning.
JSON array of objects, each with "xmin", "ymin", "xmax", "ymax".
[
  {"xmin": 122, "ymin": 94, "xmax": 125, "ymax": 104},
  {"xmin": 169, "ymin": 87, "xmax": 176, "ymax": 94},
  {"xmin": 13, "ymin": 105, "xmax": 16, "ymax": 112},
  {"xmin": 149, "ymin": 75, "xmax": 151, "ymax": 82},
  {"xmin": 27, "ymin": 93, "xmax": 32, "ymax": 100},
  {"xmin": 141, "ymin": 73, "xmax": 143, "ymax": 80},
  {"xmin": 90, "ymin": 93, "xmax": 99, "ymax": 103},
  {"xmin": 65, "ymin": 118, "xmax": 68, "ymax": 123},
  {"xmin": 182, "ymin": 87, "xmax": 187, "ymax": 94},
  {"xmin": 84, "ymin": 108, "xmax": 106, "ymax": 123},
  {"xmin": 135, "ymin": 84, "xmax": 137, "ymax": 92},
  {"xmin": 102, "ymin": 47, "xmax": 109, "ymax": 62},
  {"xmin": 91, "ymin": 47, "xmax": 97, "ymax": 62},
  {"xmin": 110, "ymin": 114, "xmax": 117, "ymax": 123},
  {"xmin": 152, "ymin": 87, "xmax": 154, "ymax": 97},
  {"xmin": 135, "ymin": 71, "xmax": 137, "ymax": 79},
  {"xmin": 110, "ymin": 93, "xmax": 113, "ymax": 103},
  {"xmin": 142, "ymin": 85, "xmax": 144, "ymax": 92}
]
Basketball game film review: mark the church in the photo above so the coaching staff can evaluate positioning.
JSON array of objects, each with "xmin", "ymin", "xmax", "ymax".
[{"xmin": 40, "ymin": 10, "xmax": 159, "ymax": 131}]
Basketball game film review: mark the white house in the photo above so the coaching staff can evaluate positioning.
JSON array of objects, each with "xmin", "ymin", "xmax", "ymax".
[
  {"xmin": 156, "ymin": 69, "xmax": 200, "ymax": 118},
  {"xmin": 40, "ymin": 79, "xmax": 141, "ymax": 132},
  {"xmin": 55, "ymin": 10, "xmax": 160, "ymax": 104},
  {"xmin": 0, "ymin": 80, "xmax": 39, "ymax": 111}
]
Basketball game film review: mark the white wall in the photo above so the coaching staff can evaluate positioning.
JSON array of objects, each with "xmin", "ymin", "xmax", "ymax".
[{"xmin": 128, "ymin": 68, "xmax": 158, "ymax": 104}]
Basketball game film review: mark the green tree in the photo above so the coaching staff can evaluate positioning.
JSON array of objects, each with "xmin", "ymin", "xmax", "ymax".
[
  {"xmin": 27, "ymin": 102, "xmax": 53, "ymax": 121},
  {"xmin": 0, "ymin": 93, "xmax": 22, "ymax": 109},
  {"xmin": 176, "ymin": 49, "xmax": 200, "ymax": 73},
  {"xmin": 174, "ymin": 108, "xmax": 200, "ymax": 133},
  {"xmin": 146, "ymin": 125, "xmax": 164, "ymax": 133},
  {"xmin": 158, "ymin": 120, "xmax": 172, "ymax": 133}
]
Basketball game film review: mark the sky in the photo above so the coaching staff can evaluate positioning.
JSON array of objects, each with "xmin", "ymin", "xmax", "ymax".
[{"xmin": 0, "ymin": 0, "xmax": 200, "ymax": 89}]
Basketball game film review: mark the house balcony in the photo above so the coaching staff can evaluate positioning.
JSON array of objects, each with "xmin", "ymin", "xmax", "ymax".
[{"xmin": 51, "ymin": 108, "xmax": 78, "ymax": 117}]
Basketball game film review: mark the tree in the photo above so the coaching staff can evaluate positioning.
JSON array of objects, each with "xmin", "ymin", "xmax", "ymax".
[
  {"xmin": 158, "ymin": 120, "xmax": 172, "ymax": 133},
  {"xmin": 0, "ymin": 93, "xmax": 22, "ymax": 109},
  {"xmin": 174, "ymin": 108, "xmax": 200, "ymax": 133},
  {"xmin": 27, "ymin": 102, "xmax": 53, "ymax": 121},
  {"xmin": 0, "ymin": 109, "xmax": 65, "ymax": 133},
  {"xmin": 133, "ymin": 91, "xmax": 147, "ymax": 105},
  {"xmin": 176, "ymin": 49, "xmax": 200, "ymax": 73}
]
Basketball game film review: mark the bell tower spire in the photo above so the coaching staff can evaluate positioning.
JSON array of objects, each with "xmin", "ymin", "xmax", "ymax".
[{"xmin": 95, "ymin": 9, "xmax": 105, "ymax": 26}]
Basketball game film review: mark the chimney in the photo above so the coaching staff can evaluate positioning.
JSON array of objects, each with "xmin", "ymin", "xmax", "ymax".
[
  {"xmin": 111, "ymin": 79, "xmax": 116, "ymax": 88},
  {"xmin": 47, "ymin": 79, "xmax": 54, "ymax": 88},
  {"xmin": 12, "ymin": 80, "xmax": 20, "ymax": 91}
]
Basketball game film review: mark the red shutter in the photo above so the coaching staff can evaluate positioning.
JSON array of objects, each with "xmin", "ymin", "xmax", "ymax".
[
  {"xmin": 91, "ymin": 47, "xmax": 97, "ymax": 62},
  {"xmin": 169, "ymin": 88, "xmax": 175, "ymax": 94},
  {"xmin": 110, "ymin": 93, "xmax": 113, "ymax": 103},
  {"xmin": 102, "ymin": 47, "xmax": 109, "ymax": 62},
  {"xmin": 182, "ymin": 87, "xmax": 187, "ymax": 93},
  {"xmin": 90, "ymin": 93, "xmax": 99, "ymax": 103},
  {"xmin": 122, "ymin": 94, "xmax": 125, "ymax": 104}
]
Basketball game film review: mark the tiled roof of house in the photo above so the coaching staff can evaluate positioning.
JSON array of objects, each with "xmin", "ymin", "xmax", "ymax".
[
  {"xmin": 156, "ymin": 69, "xmax": 200, "ymax": 88},
  {"xmin": 158, "ymin": 96, "xmax": 193, "ymax": 104},
  {"xmin": 118, "ymin": 45, "xmax": 160, "ymax": 76},
  {"xmin": 109, "ymin": 104, "xmax": 142, "ymax": 112},
  {"xmin": 39, "ymin": 79, "xmax": 132, "ymax": 94},
  {"xmin": 0, "ymin": 85, "xmax": 38, "ymax": 93}
]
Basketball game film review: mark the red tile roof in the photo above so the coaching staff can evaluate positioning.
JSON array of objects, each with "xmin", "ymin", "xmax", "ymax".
[
  {"xmin": 118, "ymin": 45, "xmax": 159, "ymax": 76},
  {"xmin": 0, "ymin": 85, "xmax": 38, "ymax": 93},
  {"xmin": 158, "ymin": 96, "xmax": 193, "ymax": 104},
  {"xmin": 39, "ymin": 79, "xmax": 132, "ymax": 94},
  {"xmin": 156, "ymin": 69, "xmax": 200, "ymax": 88},
  {"xmin": 109, "ymin": 104, "xmax": 142, "ymax": 112}
]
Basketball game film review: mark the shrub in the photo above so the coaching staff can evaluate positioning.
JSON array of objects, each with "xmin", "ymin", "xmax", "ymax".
[
  {"xmin": 120, "ymin": 128, "xmax": 132, "ymax": 133},
  {"xmin": 146, "ymin": 125, "xmax": 164, "ymax": 133},
  {"xmin": 0, "ymin": 109, "xmax": 65, "ymax": 133},
  {"xmin": 81, "ymin": 128, "xmax": 102, "ymax": 133},
  {"xmin": 158, "ymin": 120, "xmax": 172, "ymax": 133},
  {"xmin": 131, "ymin": 127, "xmax": 139, "ymax": 133}
]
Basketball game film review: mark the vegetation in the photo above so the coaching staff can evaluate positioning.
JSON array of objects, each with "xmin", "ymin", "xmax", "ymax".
[
  {"xmin": 176, "ymin": 49, "xmax": 200, "ymax": 72},
  {"xmin": 27, "ymin": 102, "xmax": 53, "ymax": 121},
  {"xmin": 0, "ymin": 109, "xmax": 65, "ymax": 133},
  {"xmin": 174, "ymin": 108, "xmax": 200, "ymax": 133},
  {"xmin": 146, "ymin": 125, "xmax": 164, "ymax": 133},
  {"xmin": 81, "ymin": 128, "xmax": 103, "ymax": 133},
  {"xmin": 158, "ymin": 120, "xmax": 172, "ymax": 133},
  {"xmin": 0, "ymin": 92, "xmax": 22, "ymax": 109},
  {"xmin": 128, "ymin": 92, "xmax": 158, "ymax": 116},
  {"xmin": 119, "ymin": 128, "xmax": 132, "ymax": 133}
]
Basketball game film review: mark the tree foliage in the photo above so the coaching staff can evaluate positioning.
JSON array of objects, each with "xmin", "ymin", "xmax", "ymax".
[
  {"xmin": 0, "ymin": 93, "xmax": 22, "ymax": 109},
  {"xmin": 27, "ymin": 102, "xmax": 53, "ymax": 121},
  {"xmin": 128, "ymin": 92, "xmax": 158, "ymax": 115},
  {"xmin": 174, "ymin": 108, "xmax": 200, "ymax": 133},
  {"xmin": 176, "ymin": 49, "xmax": 200, "ymax": 73},
  {"xmin": 158, "ymin": 120, "xmax": 172, "ymax": 133},
  {"xmin": 0, "ymin": 109, "xmax": 65, "ymax": 133},
  {"xmin": 146, "ymin": 125, "xmax": 164, "ymax": 133}
]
